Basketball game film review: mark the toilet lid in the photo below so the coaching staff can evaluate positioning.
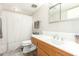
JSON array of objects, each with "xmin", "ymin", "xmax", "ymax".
[
  {"xmin": 22, "ymin": 43, "xmax": 32, "ymax": 46},
  {"xmin": 22, "ymin": 40, "xmax": 32, "ymax": 46}
]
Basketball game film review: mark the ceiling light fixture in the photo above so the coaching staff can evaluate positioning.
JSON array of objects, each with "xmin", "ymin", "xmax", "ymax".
[{"xmin": 32, "ymin": 4, "xmax": 37, "ymax": 8}]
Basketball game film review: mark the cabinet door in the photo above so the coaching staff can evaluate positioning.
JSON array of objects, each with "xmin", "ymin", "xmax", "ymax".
[
  {"xmin": 37, "ymin": 48, "xmax": 48, "ymax": 56},
  {"xmin": 38, "ymin": 40, "xmax": 57, "ymax": 56},
  {"xmin": 32, "ymin": 37, "xmax": 38, "ymax": 46}
]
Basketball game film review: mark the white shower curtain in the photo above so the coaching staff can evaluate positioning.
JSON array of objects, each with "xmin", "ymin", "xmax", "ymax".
[{"xmin": 0, "ymin": 11, "xmax": 32, "ymax": 54}]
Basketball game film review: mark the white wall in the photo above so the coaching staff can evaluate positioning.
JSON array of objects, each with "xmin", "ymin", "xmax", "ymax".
[
  {"xmin": 33, "ymin": 4, "xmax": 79, "ymax": 33},
  {"xmin": 33, "ymin": 4, "xmax": 48, "ymax": 32},
  {"xmin": 1, "ymin": 11, "xmax": 32, "ymax": 52}
]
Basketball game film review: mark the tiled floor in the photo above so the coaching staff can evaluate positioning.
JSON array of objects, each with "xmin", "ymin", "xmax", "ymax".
[
  {"xmin": 3, "ymin": 49, "xmax": 24, "ymax": 56},
  {"xmin": 1, "ymin": 43, "xmax": 36, "ymax": 56},
  {"xmin": 2, "ymin": 48, "xmax": 35, "ymax": 56}
]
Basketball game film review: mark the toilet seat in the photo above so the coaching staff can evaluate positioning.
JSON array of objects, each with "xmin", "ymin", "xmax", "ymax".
[{"xmin": 22, "ymin": 40, "xmax": 36, "ymax": 53}]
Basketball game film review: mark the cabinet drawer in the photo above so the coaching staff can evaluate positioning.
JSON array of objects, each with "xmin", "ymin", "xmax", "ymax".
[{"xmin": 37, "ymin": 48, "xmax": 48, "ymax": 56}]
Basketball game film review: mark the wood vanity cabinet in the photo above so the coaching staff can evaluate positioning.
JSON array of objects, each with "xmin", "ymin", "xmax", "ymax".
[
  {"xmin": 32, "ymin": 37, "xmax": 73, "ymax": 56},
  {"xmin": 32, "ymin": 37, "xmax": 38, "ymax": 46},
  {"xmin": 37, "ymin": 48, "xmax": 48, "ymax": 56}
]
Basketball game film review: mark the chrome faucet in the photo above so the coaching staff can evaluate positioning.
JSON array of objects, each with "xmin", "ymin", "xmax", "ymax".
[
  {"xmin": 53, "ymin": 34, "xmax": 59, "ymax": 40},
  {"xmin": 53, "ymin": 34, "xmax": 64, "ymax": 42}
]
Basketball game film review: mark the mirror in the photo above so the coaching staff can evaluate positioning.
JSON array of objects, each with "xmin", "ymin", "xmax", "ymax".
[
  {"xmin": 49, "ymin": 3, "xmax": 79, "ymax": 23},
  {"xmin": 61, "ymin": 3, "xmax": 79, "ymax": 21},
  {"xmin": 49, "ymin": 3, "xmax": 61, "ymax": 23}
]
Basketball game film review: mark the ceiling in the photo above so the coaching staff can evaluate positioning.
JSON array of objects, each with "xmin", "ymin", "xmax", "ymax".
[
  {"xmin": 0, "ymin": 3, "xmax": 42, "ymax": 16},
  {"xmin": 0, "ymin": 1, "xmax": 79, "ymax": 16},
  {"xmin": 0, "ymin": 0, "xmax": 54, "ymax": 16}
]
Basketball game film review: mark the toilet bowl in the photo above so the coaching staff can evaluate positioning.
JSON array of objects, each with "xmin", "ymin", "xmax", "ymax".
[{"xmin": 22, "ymin": 40, "xmax": 36, "ymax": 54}]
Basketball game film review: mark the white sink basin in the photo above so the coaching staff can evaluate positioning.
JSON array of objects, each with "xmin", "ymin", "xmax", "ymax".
[
  {"xmin": 38, "ymin": 35, "xmax": 63, "ymax": 45},
  {"xmin": 50, "ymin": 39, "xmax": 63, "ymax": 45}
]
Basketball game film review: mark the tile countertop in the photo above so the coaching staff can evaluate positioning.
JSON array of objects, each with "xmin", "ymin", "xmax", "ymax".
[{"xmin": 32, "ymin": 35, "xmax": 79, "ymax": 56}]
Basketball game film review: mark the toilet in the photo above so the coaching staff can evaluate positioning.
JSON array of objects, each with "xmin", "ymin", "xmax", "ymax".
[{"xmin": 22, "ymin": 40, "xmax": 36, "ymax": 54}]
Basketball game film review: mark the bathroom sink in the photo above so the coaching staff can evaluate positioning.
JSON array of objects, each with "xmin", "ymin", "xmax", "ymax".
[
  {"xmin": 38, "ymin": 35, "xmax": 63, "ymax": 45},
  {"xmin": 38, "ymin": 35, "xmax": 50, "ymax": 39},
  {"xmin": 33, "ymin": 34, "xmax": 63, "ymax": 45},
  {"xmin": 51, "ymin": 39, "xmax": 63, "ymax": 45}
]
